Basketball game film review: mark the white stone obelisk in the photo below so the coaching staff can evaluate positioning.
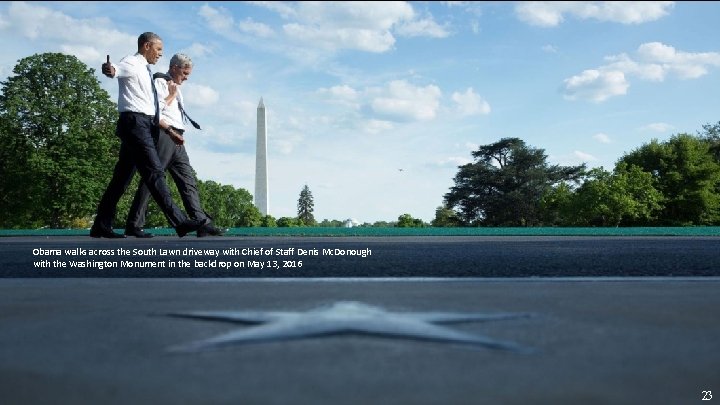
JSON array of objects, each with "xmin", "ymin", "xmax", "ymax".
[{"xmin": 255, "ymin": 98, "xmax": 269, "ymax": 216}]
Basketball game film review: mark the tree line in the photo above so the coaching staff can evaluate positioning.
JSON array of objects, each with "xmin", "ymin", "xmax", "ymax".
[
  {"xmin": 1, "ymin": 53, "xmax": 718, "ymax": 229},
  {"xmin": 435, "ymin": 131, "xmax": 720, "ymax": 227}
]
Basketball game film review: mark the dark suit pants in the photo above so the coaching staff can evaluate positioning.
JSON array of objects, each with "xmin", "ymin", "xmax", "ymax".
[
  {"xmin": 126, "ymin": 128, "xmax": 207, "ymax": 229},
  {"xmin": 93, "ymin": 112, "xmax": 187, "ymax": 230}
]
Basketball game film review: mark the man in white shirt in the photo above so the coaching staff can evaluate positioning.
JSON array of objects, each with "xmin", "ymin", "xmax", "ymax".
[
  {"xmin": 124, "ymin": 53, "xmax": 225, "ymax": 238},
  {"xmin": 90, "ymin": 32, "xmax": 207, "ymax": 238}
]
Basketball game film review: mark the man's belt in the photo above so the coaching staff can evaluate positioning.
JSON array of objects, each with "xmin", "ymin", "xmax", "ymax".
[{"xmin": 120, "ymin": 111, "xmax": 154, "ymax": 119}]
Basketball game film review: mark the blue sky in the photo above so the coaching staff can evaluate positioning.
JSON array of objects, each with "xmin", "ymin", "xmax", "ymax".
[{"xmin": 2, "ymin": 1, "xmax": 719, "ymax": 223}]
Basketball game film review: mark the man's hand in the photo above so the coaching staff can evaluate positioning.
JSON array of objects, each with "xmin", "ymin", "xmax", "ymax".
[
  {"xmin": 166, "ymin": 128, "xmax": 185, "ymax": 146},
  {"xmin": 167, "ymin": 81, "xmax": 178, "ymax": 98},
  {"xmin": 101, "ymin": 55, "xmax": 115, "ymax": 78}
]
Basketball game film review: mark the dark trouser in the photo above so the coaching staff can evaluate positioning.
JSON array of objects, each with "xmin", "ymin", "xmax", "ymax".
[
  {"xmin": 126, "ymin": 127, "xmax": 208, "ymax": 229},
  {"xmin": 93, "ymin": 112, "xmax": 187, "ymax": 230}
]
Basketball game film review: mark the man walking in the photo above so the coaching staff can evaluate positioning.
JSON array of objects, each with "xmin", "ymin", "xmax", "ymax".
[
  {"xmin": 124, "ymin": 53, "xmax": 225, "ymax": 238},
  {"xmin": 90, "ymin": 32, "xmax": 206, "ymax": 238}
]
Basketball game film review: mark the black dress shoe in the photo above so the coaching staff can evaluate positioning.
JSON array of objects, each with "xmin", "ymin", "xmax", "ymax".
[
  {"xmin": 175, "ymin": 218, "xmax": 209, "ymax": 237},
  {"xmin": 197, "ymin": 223, "xmax": 226, "ymax": 238},
  {"xmin": 125, "ymin": 227, "xmax": 154, "ymax": 238},
  {"xmin": 90, "ymin": 225, "xmax": 127, "ymax": 239}
]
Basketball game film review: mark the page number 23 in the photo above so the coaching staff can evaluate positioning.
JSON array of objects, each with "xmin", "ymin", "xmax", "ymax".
[{"xmin": 703, "ymin": 391, "xmax": 713, "ymax": 401}]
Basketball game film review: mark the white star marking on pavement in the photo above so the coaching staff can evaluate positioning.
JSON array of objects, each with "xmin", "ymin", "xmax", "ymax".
[{"xmin": 166, "ymin": 301, "xmax": 535, "ymax": 353}]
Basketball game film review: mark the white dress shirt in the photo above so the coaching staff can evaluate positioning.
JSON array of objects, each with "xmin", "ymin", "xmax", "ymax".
[
  {"xmin": 112, "ymin": 53, "xmax": 156, "ymax": 116},
  {"xmin": 155, "ymin": 78, "xmax": 185, "ymax": 131}
]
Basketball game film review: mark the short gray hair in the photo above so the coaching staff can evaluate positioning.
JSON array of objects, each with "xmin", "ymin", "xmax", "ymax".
[{"xmin": 169, "ymin": 53, "xmax": 193, "ymax": 69}]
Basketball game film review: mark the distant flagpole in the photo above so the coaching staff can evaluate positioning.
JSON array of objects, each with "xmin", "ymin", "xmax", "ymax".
[{"xmin": 255, "ymin": 97, "xmax": 269, "ymax": 216}]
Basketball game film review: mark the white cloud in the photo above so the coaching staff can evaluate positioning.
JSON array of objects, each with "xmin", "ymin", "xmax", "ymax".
[
  {"xmin": 542, "ymin": 44, "xmax": 558, "ymax": 53},
  {"xmin": 451, "ymin": 87, "xmax": 491, "ymax": 116},
  {"xmin": 189, "ymin": 121, "xmax": 248, "ymax": 154},
  {"xmin": 603, "ymin": 53, "xmax": 665, "ymax": 81},
  {"xmin": 238, "ymin": 18, "xmax": 275, "ymax": 37},
  {"xmin": 182, "ymin": 83, "xmax": 220, "ymax": 107},
  {"xmin": 60, "ymin": 44, "xmax": 102, "ymax": 64},
  {"xmin": 291, "ymin": 1, "xmax": 414, "ymax": 31},
  {"xmin": 181, "ymin": 43, "xmax": 215, "ymax": 59},
  {"xmin": 278, "ymin": 2, "xmax": 415, "ymax": 53},
  {"xmin": 436, "ymin": 156, "xmax": 472, "ymax": 167},
  {"xmin": 574, "ymin": 150, "xmax": 598, "ymax": 161},
  {"xmin": 198, "ymin": 4, "xmax": 263, "ymax": 45},
  {"xmin": 317, "ymin": 80, "xmax": 450, "ymax": 131},
  {"xmin": 363, "ymin": 119, "xmax": 395, "ymax": 134},
  {"xmin": 563, "ymin": 42, "xmax": 720, "ymax": 102},
  {"xmin": 197, "ymin": 99, "xmax": 256, "ymax": 131},
  {"xmin": 640, "ymin": 122, "xmax": 674, "ymax": 132},
  {"xmin": 212, "ymin": 2, "xmax": 446, "ymax": 55},
  {"xmin": 274, "ymin": 139, "xmax": 296, "ymax": 155},
  {"xmin": 593, "ymin": 133, "xmax": 612, "ymax": 143},
  {"xmin": 515, "ymin": 1, "xmax": 674, "ymax": 27},
  {"xmin": 443, "ymin": 1, "xmax": 471, "ymax": 7},
  {"xmin": 318, "ymin": 84, "xmax": 360, "ymax": 109},
  {"xmin": 563, "ymin": 69, "xmax": 629, "ymax": 102},
  {"xmin": 283, "ymin": 23, "xmax": 396, "ymax": 53},
  {"xmin": 184, "ymin": 147, "xmax": 254, "ymax": 188},
  {"xmin": 2, "ymin": 2, "xmax": 135, "ymax": 66},
  {"xmin": 370, "ymin": 80, "xmax": 442, "ymax": 121},
  {"xmin": 250, "ymin": 1, "xmax": 297, "ymax": 19},
  {"xmin": 199, "ymin": 4, "xmax": 235, "ymax": 33},
  {"xmin": 395, "ymin": 17, "xmax": 450, "ymax": 38},
  {"xmin": 515, "ymin": 2, "xmax": 566, "ymax": 27},
  {"xmin": 586, "ymin": 1, "xmax": 674, "ymax": 24},
  {"xmin": 326, "ymin": 84, "xmax": 359, "ymax": 100},
  {"xmin": 635, "ymin": 42, "xmax": 720, "ymax": 79}
]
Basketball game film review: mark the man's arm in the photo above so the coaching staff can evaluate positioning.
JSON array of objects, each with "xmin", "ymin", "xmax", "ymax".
[
  {"xmin": 160, "ymin": 119, "xmax": 184, "ymax": 146},
  {"xmin": 155, "ymin": 78, "xmax": 178, "ymax": 111},
  {"xmin": 102, "ymin": 55, "xmax": 138, "ymax": 79},
  {"xmin": 155, "ymin": 77, "xmax": 183, "ymax": 145}
]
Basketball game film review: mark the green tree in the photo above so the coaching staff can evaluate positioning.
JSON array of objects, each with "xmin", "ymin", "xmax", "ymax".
[
  {"xmin": 261, "ymin": 215, "xmax": 277, "ymax": 227},
  {"xmin": 564, "ymin": 165, "xmax": 663, "ymax": 226},
  {"xmin": 318, "ymin": 219, "xmax": 344, "ymax": 227},
  {"xmin": 698, "ymin": 121, "xmax": 720, "ymax": 162},
  {"xmin": 431, "ymin": 205, "xmax": 461, "ymax": 227},
  {"xmin": 297, "ymin": 184, "xmax": 316, "ymax": 226},
  {"xmin": 538, "ymin": 182, "xmax": 575, "ymax": 226},
  {"xmin": 237, "ymin": 204, "xmax": 263, "ymax": 227},
  {"xmin": 396, "ymin": 213, "xmax": 425, "ymax": 228},
  {"xmin": 445, "ymin": 138, "xmax": 585, "ymax": 226},
  {"xmin": 0, "ymin": 53, "xmax": 118, "ymax": 228},
  {"xmin": 619, "ymin": 134, "xmax": 720, "ymax": 225},
  {"xmin": 185, "ymin": 180, "xmax": 255, "ymax": 228},
  {"xmin": 277, "ymin": 216, "xmax": 302, "ymax": 227}
]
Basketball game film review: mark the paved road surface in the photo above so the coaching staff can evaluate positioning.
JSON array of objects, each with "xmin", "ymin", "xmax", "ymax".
[
  {"xmin": 2, "ymin": 235, "xmax": 719, "ymax": 277},
  {"xmin": 1, "ymin": 236, "xmax": 719, "ymax": 404}
]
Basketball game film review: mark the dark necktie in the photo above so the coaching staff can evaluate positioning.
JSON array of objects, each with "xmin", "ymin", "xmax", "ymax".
[
  {"xmin": 151, "ymin": 72, "xmax": 201, "ymax": 130},
  {"xmin": 147, "ymin": 65, "xmax": 159, "ymax": 125},
  {"xmin": 177, "ymin": 97, "xmax": 201, "ymax": 130}
]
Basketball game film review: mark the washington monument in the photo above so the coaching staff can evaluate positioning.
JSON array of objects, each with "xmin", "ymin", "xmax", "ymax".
[{"xmin": 255, "ymin": 98, "xmax": 268, "ymax": 215}]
